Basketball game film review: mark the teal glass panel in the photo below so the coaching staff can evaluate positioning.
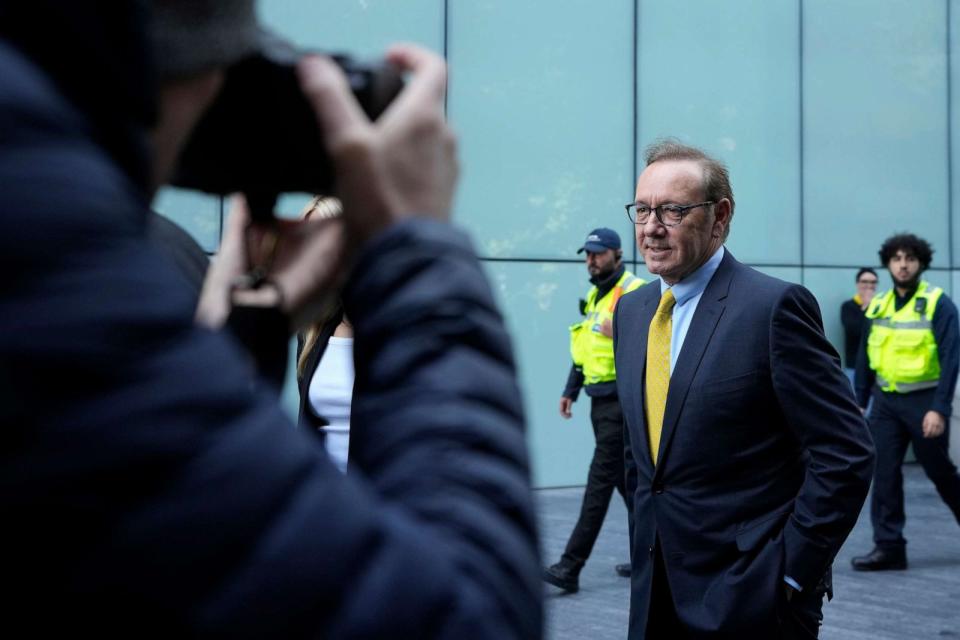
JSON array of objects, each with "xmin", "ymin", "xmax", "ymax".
[
  {"xmin": 754, "ymin": 266, "xmax": 802, "ymax": 286},
  {"xmin": 803, "ymin": 0, "xmax": 949, "ymax": 267},
  {"xmin": 153, "ymin": 188, "xmax": 222, "ymax": 252},
  {"xmin": 259, "ymin": 0, "xmax": 443, "ymax": 56},
  {"xmin": 220, "ymin": 194, "xmax": 316, "ymax": 221},
  {"xmin": 448, "ymin": 1, "xmax": 635, "ymax": 259},
  {"xmin": 483, "ymin": 260, "xmax": 613, "ymax": 488},
  {"xmin": 637, "ymin": 0, "xmax": 800, "ymax": 265},
  {"xmin": 919, "ymin": 269, "xmax": 953, "ymax": 296},
  {"xmin": 275, "ymin": 193, "xmax": 316, "ymax": 220}
]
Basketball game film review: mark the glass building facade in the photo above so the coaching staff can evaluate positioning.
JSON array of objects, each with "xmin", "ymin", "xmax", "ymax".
[{"xmin": 156, "ymin": 0, "xmax": 960, "ymax": 487}]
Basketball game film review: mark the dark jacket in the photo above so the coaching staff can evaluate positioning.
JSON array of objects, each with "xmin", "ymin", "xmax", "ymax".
[
  {"xmin": 0, "ymin": 9, "xmax": 541, "ymax": 638},
  {"xmin": 147, "ymin": 212, "xmax": 211, "ymax": 298},
  {"xmin": 614, "ymin": 251, "xmax": 873, "ymax": 638},
  {"xmin": 840, "ymin": 297, "xmax": 866, "ymax": 367}
]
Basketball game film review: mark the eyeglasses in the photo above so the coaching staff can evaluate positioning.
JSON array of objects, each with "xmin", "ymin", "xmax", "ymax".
[
  {"xmin": 625, "ymin": 201, "xmax": 714, "ymax": 227},
  {"xmin": 857, "ymin": 279, "xmax": 878, "ymax": 287}
]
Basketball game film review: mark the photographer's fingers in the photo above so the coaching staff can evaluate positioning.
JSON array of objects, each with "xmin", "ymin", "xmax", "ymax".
[
  {"xmin": 297, "ymin": 55, "xmax": 372, "ymax": 152},
  {"xmin": 270, "ymin": 216, "xmax": 347, "ymax": 328},
  {"xmin": 213, "ymin": 195, "xmax": 252, "ymax": 279},
  {"xmin": 223, "ymin": 194, "xmax": 251, "ymax": 244},
  {"xmin": 375, "ymin": 45, "xmax": 457, "ymax": 222},
  {"xmin": 382, "ymin": 44, "xmax": 447, "ymax": 118},
  {"xmin": 298, "ymin": 48, "xmax": 455, "ymax": 240},
  {"xmin": 195, "ymin": 195, "xmax": 251, "ymax": 328},
  {"xmin": 298, "ymin": 55, "xmax": 397, "ymax": 242}
]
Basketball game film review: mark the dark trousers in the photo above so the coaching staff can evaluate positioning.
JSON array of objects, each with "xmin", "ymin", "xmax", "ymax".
[
  {"xmin": 778, "ymin": 570, "xmax": 829, "ymax": 640},
  {"xmin": 645, "ymin": 543, "xmax": 683, "ymax": 638},
  {"xmin": 560, "ymin": 394, "xmax": 628, "ymax": 571},
  {"xmin": 869, "ymin": 388, "xmax": 960, "ymax": 549}
]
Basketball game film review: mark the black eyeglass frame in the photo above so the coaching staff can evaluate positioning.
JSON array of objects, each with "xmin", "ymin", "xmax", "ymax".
[{"xmin": 624, "ymin": 201, "xmax": 715, "ymax": 227}]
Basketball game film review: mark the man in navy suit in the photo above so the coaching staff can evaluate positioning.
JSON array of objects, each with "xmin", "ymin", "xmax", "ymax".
[{"xmin": 614, "ymin": 140, "xmax": 874, "ymax": 639}]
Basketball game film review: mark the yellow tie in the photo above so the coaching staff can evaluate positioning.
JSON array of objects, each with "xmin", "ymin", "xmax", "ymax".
[{"xmin": 646, "ymin": 289, "xmax": 676, "ymax": 465}]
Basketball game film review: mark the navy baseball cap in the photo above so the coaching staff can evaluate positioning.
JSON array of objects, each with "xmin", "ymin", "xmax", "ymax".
[{"xmin": 577, "ymin": 228, "xmax": 621, "ymax": 254}]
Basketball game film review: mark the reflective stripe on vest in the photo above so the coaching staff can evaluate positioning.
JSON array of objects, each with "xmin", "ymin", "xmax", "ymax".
[
  {"xmin": 865, "ymin": 280, "xmax": 943, "ymax": 393},
  {"xmin": 870, "ymin": 319, "xmax": 932, "ymax": 330},
  {"xmin": 875, "ymin": 376, "xmax": 938, "ymax": 393},
  {"xmin": 569, "ymin": 270, "xmax": 646, "ymax": 385}
]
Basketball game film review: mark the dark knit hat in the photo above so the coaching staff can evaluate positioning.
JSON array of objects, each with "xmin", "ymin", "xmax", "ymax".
[{"xmin": 150, "ymin": 0, "xmax": 261, "ymax": 78}]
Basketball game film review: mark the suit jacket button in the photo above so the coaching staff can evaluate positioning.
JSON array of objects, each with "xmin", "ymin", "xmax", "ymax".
[
  {"xmin": 648, "ymin": 545, "xmax": 654, "ymax": 557},
  {"xmin": 653, "ymin": 484, "xmax": 664, "ymax": 494}
]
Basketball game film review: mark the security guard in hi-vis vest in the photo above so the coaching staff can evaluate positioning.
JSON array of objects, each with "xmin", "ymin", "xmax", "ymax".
[
  {"xmin": 542, "ymin": 228, "xmax": 646, "ymax": 593},
  {"xmin": 852, "ymin": 233, "xmax": 960, "ymax": 572}
]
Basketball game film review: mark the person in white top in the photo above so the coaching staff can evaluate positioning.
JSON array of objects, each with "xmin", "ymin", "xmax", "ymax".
[
  {"xmin": 305, "ymin": 317, "xmax": 352, "ymax": 471},
  {"xmin": 295, "ymin": 197, "xmax": 354, "ymax": 472}
]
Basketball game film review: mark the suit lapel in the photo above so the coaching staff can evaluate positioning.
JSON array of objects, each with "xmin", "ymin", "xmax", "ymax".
[
  {"xmin": 652, "ymin": 252, "xmax": 736, "ymax": 478},
  {"xmin": 631, "ymin": 289, "xmax": 659, "ymax": 468}
]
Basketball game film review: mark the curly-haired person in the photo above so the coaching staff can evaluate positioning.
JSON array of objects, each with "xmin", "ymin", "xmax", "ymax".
[{"xmin": 852, "ymin": 233, "xmax": 960, "ymax": 571}]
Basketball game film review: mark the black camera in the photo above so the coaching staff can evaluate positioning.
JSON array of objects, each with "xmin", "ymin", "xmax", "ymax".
[{"xmin": 171, "ymin": 34, "xmax": 403, "ymax": 222}]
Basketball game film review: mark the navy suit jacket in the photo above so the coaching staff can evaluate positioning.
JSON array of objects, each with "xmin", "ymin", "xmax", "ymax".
[{"xmin": 614, "ymin": 250, "xmax": 873, "ymax": 638}]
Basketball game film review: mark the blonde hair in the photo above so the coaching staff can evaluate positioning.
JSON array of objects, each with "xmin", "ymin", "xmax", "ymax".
[
  {"xmin": 301, "ymin": 194, "xmax": 342, "ymax": 220},
  {"xmin": 296, "ymin": 196, "xmax": 344, "ymax": 378}
]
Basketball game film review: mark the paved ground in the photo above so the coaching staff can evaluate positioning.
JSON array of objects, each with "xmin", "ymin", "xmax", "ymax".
[{"xmin": 537, "ymin": 464, "xmax": 960, "ymax": 639}]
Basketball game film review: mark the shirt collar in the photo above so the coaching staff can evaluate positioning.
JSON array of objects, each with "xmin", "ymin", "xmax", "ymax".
[{"xmin": 659, "ymin": 245, "xmax": 725, "ymax": 306}]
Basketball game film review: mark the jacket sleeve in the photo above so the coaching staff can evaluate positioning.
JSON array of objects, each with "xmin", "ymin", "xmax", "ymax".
[
  {"xmin": 931, "ymin": 294, "xmax": 960, "ymax": 417},
  {"xmin": 839, "ymin": 299, "xmax": 863, "ymax": 340},
  {"xmin": 854, "ymin": 317, "xmax": 876, "ymax": 408},
  {"xmin": 563, "ymin": 365, "xmax": 584, "ymax": 400},
  {"xmin": 769, "ymin": 285, "xmax": 875, "ymax": 590},
  {"xmin": 839, "ymin": 298, "xmax": 864, "ymax": 367},
  {"xmin": 4, "ymin": 212, "xmax": 541, "ymax": 637},
  {"xmin": 337, "ymin": 220, "xmax": 542, "ymax": 638}
]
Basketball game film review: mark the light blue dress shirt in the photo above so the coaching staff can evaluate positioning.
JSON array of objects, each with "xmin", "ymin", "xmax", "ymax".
[
  {"xmin": 658, "ymin": 245, "xmax": 725, "ymax": 374},
  {"xmin": 657, "ymin": 245, "xmax": 802, "ymax": 593}
]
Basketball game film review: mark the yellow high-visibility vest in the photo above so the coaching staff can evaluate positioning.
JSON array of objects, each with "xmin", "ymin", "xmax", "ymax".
[
  {"xmin": 569, "ymin": 270, "xmax": 645, "ymax": 385},
  {"xmin": 865, "ymin": 280, "xmax": 943, "ymax": 393}
]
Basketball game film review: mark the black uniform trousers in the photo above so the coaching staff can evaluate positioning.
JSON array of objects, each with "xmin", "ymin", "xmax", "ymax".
[
  {"xmin": 869, "ymin": 387, "xmax": 960, "ymax": 548},
  {"xmin": 560, "ymin": 394, "xmax": 628, "ymax": 571}
]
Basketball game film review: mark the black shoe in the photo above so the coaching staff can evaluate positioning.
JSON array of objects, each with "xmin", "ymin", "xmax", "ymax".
[
  {"xmin": 615, "ymin": 563, "xmax": 631, "ymax": 578},
  {"xmin": 543, "ymin": 562, "xmax": 579, "ymax": 593},
  {"xmin": 851, "ymin": 547, "xmax": 907, "ymax": 571}
]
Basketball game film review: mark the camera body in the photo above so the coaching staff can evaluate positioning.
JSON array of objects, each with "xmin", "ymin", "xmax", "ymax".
[{"xmin": 171, "ymin": 36, "xmax": 402, "ymax": 222}]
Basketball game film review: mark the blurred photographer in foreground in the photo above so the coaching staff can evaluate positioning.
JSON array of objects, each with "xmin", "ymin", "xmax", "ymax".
[{"xmin": 0, "ymin": 1, "xmax": 541, "ymax": 637}]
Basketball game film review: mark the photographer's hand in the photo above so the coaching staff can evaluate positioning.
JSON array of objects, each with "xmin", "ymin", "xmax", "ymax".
[
  {"xmin": 196, "ymin": 196, "xmax": 345, "ymax": 330},
  {"xmin": 296, "ymin": 44, "xmax": 457, "ymax": 244},
  {"xmin": 198, "ymin": 44, "xmax": 453, "ymax": 331}
]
